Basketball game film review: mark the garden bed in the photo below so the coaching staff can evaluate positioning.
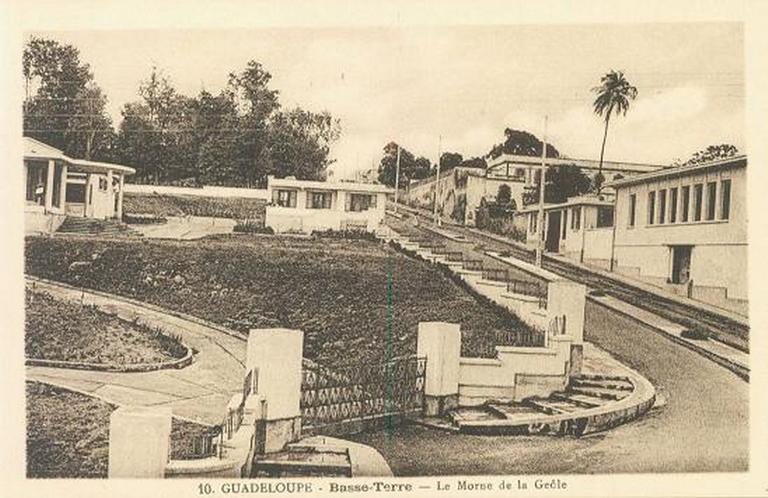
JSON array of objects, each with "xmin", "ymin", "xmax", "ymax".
[
  {"xmin": 25, "ymin": 289, "xmax": 187, "ymax": 366},
  {"xmin": 26, "ymin": 382, "xmax": 215, "ymax": 478},
  {"xmin": 25, "ymin": 235, "xmax": 537, "ymax": 363}
]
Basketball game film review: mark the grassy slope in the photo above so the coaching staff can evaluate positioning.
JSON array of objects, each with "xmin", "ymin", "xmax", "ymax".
[
  {"xmin": 25, "ymin": 289, "xmax": 186, "ymax": 364},
  {"xmin": 26, "ymin": 382, "xmax": 213, "ymax": 478},
  {"xmin": 25, "ymin": 235, "xmax": 533, "ymax": 363},
  {"xmin": 123, "ymin": 193, "xmax": 265, "ymax": 221}
]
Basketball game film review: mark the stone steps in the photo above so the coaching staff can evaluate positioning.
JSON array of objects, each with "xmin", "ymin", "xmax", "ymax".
[{"xmin": 57, "ymin": 216, "xmax": 139, "ymax": 236}]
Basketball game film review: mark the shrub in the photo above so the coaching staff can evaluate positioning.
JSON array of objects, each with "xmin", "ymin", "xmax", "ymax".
[
  {"xmin": 123, "ymin": 213, "xmax": 167, "ymax": 225},
  {"xmin": 234, "ymin": 220, "xmax": 273, "ymax": 234},
  {"xmin": 312, "ymin": 229, "xmax": 378, "ymax": 241},
  {"xmin": 681, "ymin": 326, "xmax": 711, "ymax": 341}
]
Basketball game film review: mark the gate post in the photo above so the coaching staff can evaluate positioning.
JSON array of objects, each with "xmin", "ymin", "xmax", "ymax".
[
  {"xmin": 546, "ymin": 281, "xmax": 586, "ymax": 375},
  {"xmin": 246, "ymin": 328, "xmax": 303, "ymax": 453},
  {"xmin": 417, "ymin": 322, "xmax": 460, "ymax": 417},
  {"xmin": 108, "ymin": 406, "xmax": 172, "ymax": 478}
]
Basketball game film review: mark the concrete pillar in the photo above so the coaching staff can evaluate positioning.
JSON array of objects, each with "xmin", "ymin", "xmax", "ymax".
[
  {"xmin": 546, "ymin": 280, "xmax": 586, "ymax": 344},
  {"xmin": 107, "ymin": 169, "xmax": 114, "ymax": 218},
  {"xmin": 44, "ymin": 159, "xmax": 55, "ymax": 212},
  {"xmin": 246, "ymin": 328, "xmax": 303, "ymax": 453},
  {"xmin": 117, "ymin": 173, "xmax": 125, "ymax": 219},
  {"xmin": 108, "ymin": 406, "xmax": 172, "ymax": 478},
  {"xmin": 59, "ymin": 164, "xmax": 68, "ymax": 210},
  {"xmin": 417, "ymin": 322, "xmax": 461, "ymax": 416}
]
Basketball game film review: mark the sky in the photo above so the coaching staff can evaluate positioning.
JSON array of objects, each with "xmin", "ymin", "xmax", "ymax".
[{"xmin": 32, "ymin": 23, "xmax": 744, "ymax": 179}]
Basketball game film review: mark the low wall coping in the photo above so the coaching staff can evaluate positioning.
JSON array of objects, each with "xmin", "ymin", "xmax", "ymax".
[
  {"xmin": 166, "ymin": 457, "xmax": 237, "ymax": 476},
  {"xmin": 495, "ymin": 345, "xmax": 557, "ymax": 355},
  {"xmin": 459, "ymin": 357, "xmax": 502, "ymax": 366}
]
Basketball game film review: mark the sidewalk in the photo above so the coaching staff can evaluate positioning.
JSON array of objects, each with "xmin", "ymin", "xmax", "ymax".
[{"xmin": 26, "ymin": 277, "xmax": 246, "ymax": 425}]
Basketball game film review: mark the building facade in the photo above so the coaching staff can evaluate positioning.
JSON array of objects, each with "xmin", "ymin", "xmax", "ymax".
[
  {"xmin": 517, "ymin": 195, "xmax": 616, "ymax": 269},
  {"xmin": 265, "ymin": 176, "xmax": 392, "ymax": 234},
  {"xmin": 24, "ymin": 137, "xmax": 135, "ymax": 233},
  {"xmin": 606, "ymin": 156, "xmax": 747, "ymax": 316}
]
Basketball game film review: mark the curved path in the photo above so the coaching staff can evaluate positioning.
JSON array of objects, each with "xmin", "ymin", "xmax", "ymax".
[{"xmin": 25, "ymin": 278, "xmax": 246, "ymax": 425}]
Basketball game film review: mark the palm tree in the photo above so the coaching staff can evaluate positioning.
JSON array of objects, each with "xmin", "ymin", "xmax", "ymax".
[{"xmin": 592, "ymin": 70, "xmax": 638, "ymax": 192}]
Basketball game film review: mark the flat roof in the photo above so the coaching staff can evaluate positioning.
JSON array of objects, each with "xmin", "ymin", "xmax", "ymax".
[
  {"xmin": 517, "ymin": 195, "xmax": 614, "ymax": 214},
  {"xmin": 604, "ymin": 155, "xmax": 747, "ymax": 188},
  {"xmin": 268, "ymin": 176, "xmax": 393, "ymax": 194},
  {"xmin": 23, "ymin": 136, "xmax": 136, "ymax": 175},
  {"xmin": 487, "ymin": 153, "xmax": 669, "ymax": 174}
]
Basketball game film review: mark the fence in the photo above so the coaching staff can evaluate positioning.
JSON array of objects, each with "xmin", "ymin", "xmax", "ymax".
[
  {"xmin": 462, "ymin": 259, "xmax": 484, "ymax": 271},
  {"xmin": 443, "ymin": 251, "xmax": 464, "ymax": 262},
  {"xmin": 300, "ymin": 356, "xmax": 427, "ymax": 434},
  {"xmin": 473, "ymin": 328, "xmax": 547, "ymax": 357},
  {"xmin": 482, "ymin": 268, "xmax": 509, "ymax": 282},
  {"xmin": 222, "ymin": 368, "xmax": 256, "ymax": 440},
  {"xmin": 187, "ymin": 428, "xmax": 223, "ymax": 459}
]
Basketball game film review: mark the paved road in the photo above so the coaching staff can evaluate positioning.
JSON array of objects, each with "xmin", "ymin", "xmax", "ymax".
[
  {"xmin": 350, "ymin": 276, "xmax": 748, "ymax": 475},
  {"xmin": 26, "ymin": 279, "xmax": 246, "ymax": 425}
]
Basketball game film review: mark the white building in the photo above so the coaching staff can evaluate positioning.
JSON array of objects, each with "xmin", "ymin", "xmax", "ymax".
[
  {"xmin": 24, "ymin": 137, "xmax": 135, "ymax": 233},
  {"xmin": 517, "ymin": 195, "xmax": 616, "ymax": 269},
  {"xmin": 265, "ymin": 176, "xmax": 392, "ymax": 234},
  {"xmin": 606, "ymin": 155, "xmax": 747, "ymax": 316}
]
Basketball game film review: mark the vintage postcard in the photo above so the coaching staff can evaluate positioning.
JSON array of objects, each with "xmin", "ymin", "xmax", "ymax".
[{"xmin": 2, "ymin": 1, "xmax": 767, "ymax": 497}]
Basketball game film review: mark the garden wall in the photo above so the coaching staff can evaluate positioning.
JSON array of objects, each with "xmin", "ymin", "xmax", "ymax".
[{"xmin": 124, "ymin": 183, "xmax": 269, "ymax": 199}]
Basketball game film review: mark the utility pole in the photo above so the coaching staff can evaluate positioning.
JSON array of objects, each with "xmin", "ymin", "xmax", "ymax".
[
  {"xmin": 434, "ymin": 135, "xmax": 442, "ymax": 226},
  {"xmin": 535, "ymin": 116, "xmax": 548, "ymax": 267},
  {"xmin": 393, "ymin": 144, "xmax": 401, "ymax": 213}
]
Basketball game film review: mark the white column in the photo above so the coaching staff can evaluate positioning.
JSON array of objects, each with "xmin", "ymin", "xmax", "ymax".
[
  {"xmin": 44, "ymin": 160, "xmax": 55, "ymax": 212},
  {"xmin": 417, "ymin": 322, "xmax": 461, "ymax": 416},
  {"xmin": 108, "ymin": 406, "xmax": 172, "ymax": 478},
  {"xmin": 107, "ymin": 169, "xmax": 114, "ymax": 218},
  {"xmin": 246, "ymin": 328, "xmax": 303, "ymax": 452},
  {"xmin": 59, "ymin": 164, "xmax": 68, "ymax": 210},
  {"xmin": 117, "ymin": 173, "xmax": 125, "ymax": 219}
]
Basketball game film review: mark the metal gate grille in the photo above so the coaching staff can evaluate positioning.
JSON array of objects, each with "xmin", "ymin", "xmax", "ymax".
[{"xmin": 300, "ymin": 356, "xmax": 426, "ymax": 434}]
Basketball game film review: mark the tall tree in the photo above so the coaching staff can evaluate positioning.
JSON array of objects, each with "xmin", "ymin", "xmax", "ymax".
[
  {"xmin": 523, "ymin": 164, "xmax": 592, "ymax": 205},
  {"xmin": 23, "ymin": 36, "xmax": 115, "ymax": 160},
  {"xmin": 439, "ymin": 152, "xmax": 463, "ymax": 172},
  {"xmin": 592, "ymin": 70, "xmax": 638, "ymax": 192}
]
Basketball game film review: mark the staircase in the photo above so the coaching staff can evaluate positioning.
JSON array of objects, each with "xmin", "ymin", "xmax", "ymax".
[
  {"xmin": 426, "ymin": 374, "xmax": 640, "ymax": 436},
  {"xmin": 251, "ymin": 443, "xmax": 352, "ymax": 478},
  {"xmin": 56, "ymin": 216, "xmax": 140, "ymax": 236}
]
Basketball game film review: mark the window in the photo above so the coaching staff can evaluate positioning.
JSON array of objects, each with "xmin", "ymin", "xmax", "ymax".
[
  {"xmin": 628, "ymin": 194, "xmax": 636, "ymax": 227},
  {"xmin": 530, "ymin": 212, "xmax": 538, "ymax": 233},
  {"xmin": 596, "ymin": 206, "xmax": 614, "ymax": 228},
  {"xmin": 347, "ymin": 193, "xmax": 377, "ymax": 212},
  {"xmin": 571, "ymin": 207, "xmax": 581, "ymax": 230},
  {"xmin": 562, "ymin": 210, "xmax": 568, "ymax": 239},
  {"xmin": 693, "ymin": 184, "xmax": 703, "ymax": 221},
  {"xmin": 273, "ymin": 189, "xmax": 297, "ymax": 208},
  {"xmin": 705, "ymin": 181, "xmax": 717, "ymax": 221},
  {"xmin": 98, "ymin": 177, "xmax": 108, "ymax": 191},
  {"xmin": 66, "ymin": 183, "xmax": 86, "ymax": 203},
  {"xmin": 658, "ymin": 189, "xmax": 667, "ymax": 224},
  {"xmin": 720, "ymin": 179, "xmax": 732, "ymax": 220},
  {"xmin": 681, "ymin": 186, "xmax": 690, "ymax": 222},
  {"xmin": 669, "ymin": 187, "xmax": 678, "ymax": 223},
  {"xmin": 647, "ymin": 191, "xmax": 656, "ymax": 225},
  {"xmin": 307, "ymin": 191, "xmax": 332, "ymax": 209}
]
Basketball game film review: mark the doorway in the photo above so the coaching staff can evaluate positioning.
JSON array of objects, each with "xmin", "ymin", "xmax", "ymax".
[
  {"xmin": 670, "ymin": 245, "xmax": 693, "ymax": 284},
  {"xmin": 545, "ymin": 211, "xmax": 562, "ymax": 252}
]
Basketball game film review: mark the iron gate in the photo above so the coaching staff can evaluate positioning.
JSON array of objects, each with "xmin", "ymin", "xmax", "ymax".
[{"xmin": 300, "ymin": 355, "xmax": 427, "ymax": 435}]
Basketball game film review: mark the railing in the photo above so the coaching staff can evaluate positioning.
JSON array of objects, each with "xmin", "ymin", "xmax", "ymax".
[
  {"xmin": 473, "ymin": 328, "xmax": 547, "ymax": 357},
  {"xmin": 222, "ymin": 368, "xmax": 256, "ymax": 440},
  {"xmin": 507, "ymin": 279, "xmax": 548, "ymax": 309},
  {"xmin": 482, "ymin": 268, "xmax": 509, "ymax": 282},
  {"xmin": 188, "ymin": 427, "xmax": 223, "ymax": 459},
  {"xmin": 462, "ymin": 259, "xmax": 484, "ymax": 271},
  {"xmin": 548, "ymin": 315, "xmax": 567, "ymax": 338},
  {"xmin": 443, "ymin": 251, "xmax": 464, "ymax": 262}
]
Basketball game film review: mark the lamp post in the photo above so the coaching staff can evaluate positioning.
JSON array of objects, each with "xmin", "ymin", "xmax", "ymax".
[{"xmin": 535, "ymin": 116, "xmax": 548, "ymax": 268}]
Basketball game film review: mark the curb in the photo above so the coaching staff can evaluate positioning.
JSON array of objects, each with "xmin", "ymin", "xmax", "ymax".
[
  {"xmin": 589, "ymin": 296, "xmax": 749, "ymax": 382},
  {"xmin": 25, "ymin": 346, "xmax": 195, "ymax": 373}
]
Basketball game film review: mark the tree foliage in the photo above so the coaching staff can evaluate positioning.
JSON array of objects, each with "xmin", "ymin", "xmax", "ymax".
[
  {"xmin": 496, "ymin": 184, "xmax": 512, "ymax": 205},
  {"xmin": 523, "ymin": 165, "xmax": 592, "ymax": 205},
  {"xmin": 678, "ymin": 144, "xmax": 739, "ymax": 167},
  {"xmin": 23, "ymin": 37, "xmax": 115, "ymax": 160},
  {"xmin": 488, "ymin": 128, "xmax": 560, "ymax": 160},
  {"xmin": 377, "ymin": 142, "xmax": 432, "ymax": 188}
]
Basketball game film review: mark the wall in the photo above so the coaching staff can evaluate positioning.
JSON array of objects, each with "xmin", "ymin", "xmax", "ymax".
[
  {"xmin": 265, "ymin": 191, "xmax": 387, "ymax": 233},
  {"xmin": 124, "ymin": 183, "xmax": 270, "ymax": 199},
  {"xmin": 464, "ymin": 175, "xmax": 526, "ymax": 227},
  {"xmin": 457, "ymin": 336, "xmax": 572, "ymax": 406},
  {"xmin": 613, "ymin": 164, "xmax": 747, "ymax": 301},
  {"xmin": 24, "ymin": 209, "xmax": 67, "ymax": 234}
]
